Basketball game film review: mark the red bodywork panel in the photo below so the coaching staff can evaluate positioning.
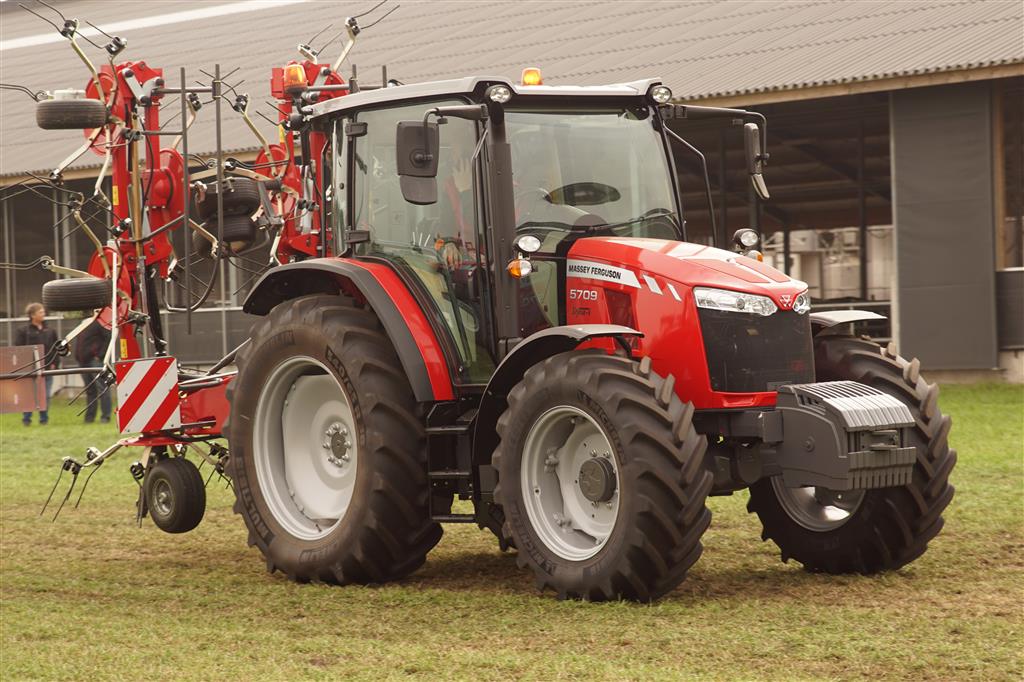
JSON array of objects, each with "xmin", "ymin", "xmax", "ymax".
[
  {"xmin": 341, "ymin": 260, "xmax": 455, "ymax": 402},
  {"xmin": 179, "ymin": 376, "xmax": 232, "ymax": 437},
  {"xmin": 565, "ymin": 238, "xmax": 810, "ymax": 410}
]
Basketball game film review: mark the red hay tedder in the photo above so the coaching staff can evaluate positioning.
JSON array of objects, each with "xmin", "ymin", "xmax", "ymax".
[{"xmin": 1, "ymin": 1, "xmax": 955, "ymax": 601}]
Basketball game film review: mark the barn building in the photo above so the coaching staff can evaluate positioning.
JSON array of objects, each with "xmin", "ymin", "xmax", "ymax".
[{"xmin": 1, "ymin": 0, "xmax": 1021, "ymax": 381}]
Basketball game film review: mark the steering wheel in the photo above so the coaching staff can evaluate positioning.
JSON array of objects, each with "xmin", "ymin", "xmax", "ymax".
[
  {"xmin": 639, "ymin": 208, "xmax": 681, "ymax": 240},
  {"xmin": 513, "ymin": 187, "xmax": 550, "ymax": 225}
]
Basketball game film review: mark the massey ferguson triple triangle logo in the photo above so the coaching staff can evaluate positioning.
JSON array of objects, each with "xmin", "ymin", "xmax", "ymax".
[{"xmin": 779, "ymin": 294, "xmax": 793, "ymax": 308}]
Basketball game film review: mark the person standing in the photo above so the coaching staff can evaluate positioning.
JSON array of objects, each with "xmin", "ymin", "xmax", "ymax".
[
  {"xmin": 75, "ymin": 319, "xmax": 112, "ymax": 424},
  {"xmin": 15, "ymin": 302, "xmax": 59, "ymax": 426}
]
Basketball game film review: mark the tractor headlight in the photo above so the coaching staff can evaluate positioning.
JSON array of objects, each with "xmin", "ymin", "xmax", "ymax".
[
  {"xmin": 694, "ymin": 287, "xmax": 777, "ymax": 316},
  {"xmin": 793, "ymin": 291, "xmax": 811, "ymax": 314}
]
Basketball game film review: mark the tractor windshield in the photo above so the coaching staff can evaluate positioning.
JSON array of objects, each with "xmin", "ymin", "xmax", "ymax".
[{"xmin": 507, "ymin": 106, "xmax": 681, "ymax": 247}]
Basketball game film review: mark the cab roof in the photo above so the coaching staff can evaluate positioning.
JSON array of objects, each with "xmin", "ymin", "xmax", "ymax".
[{"xmin": 309, "ymin": 76, "xmax": 663, "ymax": 119}]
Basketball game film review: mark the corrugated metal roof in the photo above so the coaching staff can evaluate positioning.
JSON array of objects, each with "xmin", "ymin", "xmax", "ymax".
[{"xmin": 1, "ymin": 0, "xmax": 1021, "ymax": 178}]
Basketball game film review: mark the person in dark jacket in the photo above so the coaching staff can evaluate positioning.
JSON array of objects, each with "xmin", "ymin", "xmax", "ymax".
[
  {"xmin": 75, "ymin": 319, "xmax": 112, "ymax": 424},
  {"xmin": 14, "ymin": 302, "xmax": 59, "ymax": 425}
]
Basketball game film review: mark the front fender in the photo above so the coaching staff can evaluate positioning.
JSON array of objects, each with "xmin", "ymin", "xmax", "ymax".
[
  {"xmin": 810, "ymin": 309, "xmax": 886, "ymax": 334},
  {"xmin": 472, "ymin": 324, "xmax": 643, "ymax": 495}
]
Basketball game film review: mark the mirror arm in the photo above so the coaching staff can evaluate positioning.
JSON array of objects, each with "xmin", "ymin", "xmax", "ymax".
[
  {"xmin": 665, "ymin": 104, "xmax": 769, "ymax": 164},
  {"xmin": 664, "ymin": 127, "xmax": 718, "ymax": 248}
]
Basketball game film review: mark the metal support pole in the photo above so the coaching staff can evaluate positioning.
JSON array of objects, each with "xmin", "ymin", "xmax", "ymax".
[
  {"xmin": 748, "ymin": 183, "xmax": 761, "ymax": 235},
  {"xmin": 858, "ymin": 117, "xmax": 868, "ymax": 301},
  {"xmin": 783, "ymin": 220, "xmax": 791, "ymax": 276},
  {"xmin": 51, "ymin": 188, "xmax": 62, "ymax": 339},
  {"xmin": 718, "ymin": 131, "xmax": 727, "ymax": 248},
  {"xmin": 215, "ymin": 64, "xmax": 228, "ymax": 359},
  {"xmin": 181, "ymin": 67, "xmax": 191, "ymax": 334}
]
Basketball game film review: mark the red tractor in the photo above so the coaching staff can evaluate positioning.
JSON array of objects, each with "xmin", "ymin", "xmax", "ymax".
[{"xmin": 7, "ymin": 5, "xmax": 954, "ymax": 602}]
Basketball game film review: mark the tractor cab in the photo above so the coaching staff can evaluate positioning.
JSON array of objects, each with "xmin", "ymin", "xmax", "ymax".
[{"xmin": 308, "ymin": 73, "xmax": 770, "ymax": 388}]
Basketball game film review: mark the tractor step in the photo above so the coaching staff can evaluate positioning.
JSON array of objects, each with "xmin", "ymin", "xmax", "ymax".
[
  {"xmin": 431, "ymin": 513, "xmax": 476, "ymax": 523},
  {"xmin": 426, "ymin": 424, "xmax": 471, "ymax": 436},
  {"xmin": 428, "ymin": 469, "xmax": 471, "ymax": 479}
]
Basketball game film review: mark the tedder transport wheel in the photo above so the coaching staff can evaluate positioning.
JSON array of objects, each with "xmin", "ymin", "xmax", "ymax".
[
  {"xmin": 748, "ymin": 335, "xmax": 956, "ymax": 573},
  {"xmin": 144, "ymin": 457, "xmax": 206, "ymax": 534},
  {"xmin": 227, "ymin": 295, "xmax": 444, "ymax": 584},
  {"xmin": 41, "ymin": 276, "xmax": 111, "ymax": 311},
  {"xmin": 36, "ymin": 98, "xmax": 107, "ymax": 130},
  {"xmin": 494, "ymin": 351, "xmax": 713, "ymax": 601}
]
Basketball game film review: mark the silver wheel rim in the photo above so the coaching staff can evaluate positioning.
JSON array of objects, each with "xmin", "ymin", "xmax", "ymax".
[
  {"xmin": 771, "ymin": 477, "xmax": 865, "ymax": 532},
  {"xmin": 253, "ymin": 356, "xmax": 358, "ymax": 541},
  {"xmin": 520, "ymin": 406, "xmax": 620, "ymax": 561},
  {"xmin": 152, "ymin": 479, "xmax": 173, "ymax": 517}
]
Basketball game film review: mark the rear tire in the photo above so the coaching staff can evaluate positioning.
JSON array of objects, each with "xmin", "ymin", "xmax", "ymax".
[
  {"xmin": 747, "ymin": 336, "xmax": 956, "ymax": 573},
  {"xmin": 36, "ymin": 98, "xmax": 107, "ymax": 130},
  {"xmin": 41, "ymin": 277, "xmax": 110, "ymax": 311},
  {"xmin": 494, "ymin": 351, "xmax": 712, "ymax": 601},
  {"xmin": 144, "ymin": 457, "xmax": 206, "ymax": 534},
  {"xmin": 227, "ymin": 295, "xmax": 443, "ymax": 584}
]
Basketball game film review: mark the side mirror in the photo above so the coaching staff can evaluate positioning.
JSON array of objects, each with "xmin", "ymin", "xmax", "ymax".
[
  {"xmin": 396, "ymin": 120, "xmax": 439, "ymax": 205},
  {"xmin": 743, "ymin": 122, "xmax": 770, "ymax": 200}
]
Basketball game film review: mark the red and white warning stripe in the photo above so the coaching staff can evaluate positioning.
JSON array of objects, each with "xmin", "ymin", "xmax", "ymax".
[{"xmin": 115, "ymin": 357, "xmax": 181, "ymax": 434}]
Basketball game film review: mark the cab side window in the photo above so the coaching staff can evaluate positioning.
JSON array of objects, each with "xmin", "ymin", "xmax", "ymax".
[{"xmin": 350, "ymin": 101, "xmax": 495, "ymax": 383}]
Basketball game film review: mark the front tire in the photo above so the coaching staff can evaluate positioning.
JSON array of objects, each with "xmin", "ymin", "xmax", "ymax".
[
  {"xmin": 494, "ymin": 351, "xmax": 712, "ymax": 601},
  {"xmin": 227, "ymin": 295, "xmax": 443, "ymax": 584},
  {"xmin": 747, "ymin": 336, "xmax": 956, "ymax": 573}
]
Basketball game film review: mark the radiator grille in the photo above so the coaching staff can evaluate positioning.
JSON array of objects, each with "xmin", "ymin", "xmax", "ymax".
[{"xmin": 698, "ymin": 308, "xmax": 814, "ymax": 393}]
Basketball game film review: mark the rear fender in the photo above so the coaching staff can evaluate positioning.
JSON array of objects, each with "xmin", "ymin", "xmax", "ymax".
[
  {"xmin": 243, "ymin": 258, "xmax": 453, "ymax": 402},
  {"xmin": 471, "ymin": 324, "xmax": 642, "ymax": 494}
]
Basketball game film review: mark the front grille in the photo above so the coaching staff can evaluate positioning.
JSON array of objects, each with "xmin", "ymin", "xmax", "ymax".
[{"xmin": 698, "ymin": 308, "xmax": 814, "ymax": 393}]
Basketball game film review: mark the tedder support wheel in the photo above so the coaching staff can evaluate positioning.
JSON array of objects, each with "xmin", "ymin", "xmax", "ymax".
[
  {"xmin": 36, "ymin": 98, "xmax": 107, "ymax": 130},
  {"xmin": 144, "ymin": 457, "xmax": 206, "ymax": 534},
  {"xmin": 747, "ymin": 335, "xmax": 956, "ymax": 573},
  {"xmin": 226, "ymin": 295, "xmax": 445, "ymax": 584},
  {"xmin": 195, "ymin": 178, "xmax": 261, "ymax": 219},
  {"xmin": 218, "ymin": 214, "xmax": 256, "ymax": 243},
  {"xmin": 41, "ymin": 277, "xmax": 111, "ymax": 311},
  {"xmin": 494, "ymin": 351, "xmax": 713, "ymax": 601}
]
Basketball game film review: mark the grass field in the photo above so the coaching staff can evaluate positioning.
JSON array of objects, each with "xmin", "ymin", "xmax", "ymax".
[{"xmin": 1, "ymin": 383, "xmax": 1021, "ymax": 681}]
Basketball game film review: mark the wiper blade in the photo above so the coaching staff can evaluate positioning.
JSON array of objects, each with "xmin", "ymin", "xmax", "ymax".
[{"xmin": 589, "ymin": 209, "xmax": 679, "ymax": 232}]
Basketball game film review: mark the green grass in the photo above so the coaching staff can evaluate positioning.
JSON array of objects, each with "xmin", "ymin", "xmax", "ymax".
[{"xmin": 1, "ymin": 384, "xmax": 1022, "ymax": 681}]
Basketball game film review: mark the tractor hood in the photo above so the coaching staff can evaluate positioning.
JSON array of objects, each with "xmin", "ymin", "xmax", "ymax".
[{"xmin": 566, "ymin": 237, "xmax": 807, "ymax": 309}]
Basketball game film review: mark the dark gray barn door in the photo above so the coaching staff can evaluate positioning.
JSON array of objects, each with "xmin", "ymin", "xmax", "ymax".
[{"xmin": 890, "ymin": 82, "xmax": 998, "ymax": 369}]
